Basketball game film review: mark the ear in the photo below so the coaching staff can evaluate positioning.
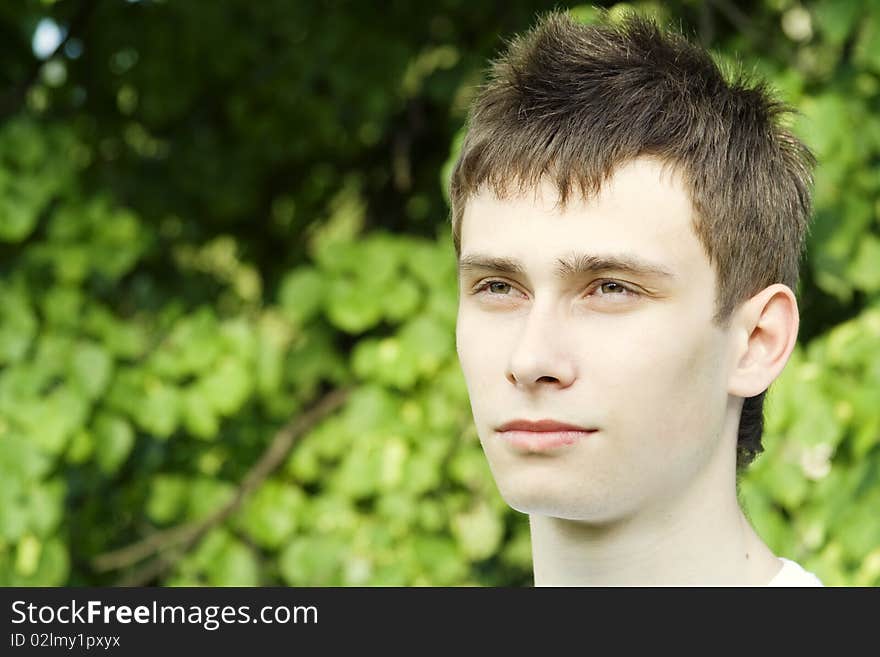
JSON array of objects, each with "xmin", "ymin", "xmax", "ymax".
[{"xmin": 727, "ymin": 284, "xmax": 800, "ymax": 398}]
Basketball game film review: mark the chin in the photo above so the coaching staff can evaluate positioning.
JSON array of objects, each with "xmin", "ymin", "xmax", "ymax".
[{"xmin": 493, "ymin": 473, "xmax": 628, "ymax": 523}]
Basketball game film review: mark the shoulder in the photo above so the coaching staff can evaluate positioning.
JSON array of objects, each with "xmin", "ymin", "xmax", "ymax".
[{"xmin": 766, "ymin": 558, "xmax": 824, "ymax": 587}]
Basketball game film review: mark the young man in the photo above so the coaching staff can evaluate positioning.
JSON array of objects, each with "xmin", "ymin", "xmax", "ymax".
[{"xmin": 449, "ymin": 10, "xmax": 823, "ymax": 586}]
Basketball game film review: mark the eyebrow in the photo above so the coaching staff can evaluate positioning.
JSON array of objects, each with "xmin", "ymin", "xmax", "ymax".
[{"xmin": 457, "ymin": 251, "xmax": 676, "ymax": 281}]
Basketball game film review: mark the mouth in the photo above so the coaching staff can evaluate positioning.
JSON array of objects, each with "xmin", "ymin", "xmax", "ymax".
[{"xmin": 496, "ymin": 428, "xmax": 598, "ymax": 453}]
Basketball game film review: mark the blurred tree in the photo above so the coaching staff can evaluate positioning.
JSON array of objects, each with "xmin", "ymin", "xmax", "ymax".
[{"xmin": 0, "ymin": 0, "xmax": 877, "ymax": 586}]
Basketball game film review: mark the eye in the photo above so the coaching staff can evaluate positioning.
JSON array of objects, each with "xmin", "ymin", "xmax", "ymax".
[
  {"xmin": 473, "ymin": 280, "xmax": 518, "ymax": 297},
  {"xmin": 487, "ymin": 281, "xmax": 512, "ymax": 294},
  {"xmin": 592, "ymin": 280, "xmax": 636, "ymax": 297},
  {"xmin": 590, "ymin": 280, "xmax": 638, "ymax": 298},
  {"xmin": 473, "ymin": 278, "xmax": 639, "ymax": 302}
]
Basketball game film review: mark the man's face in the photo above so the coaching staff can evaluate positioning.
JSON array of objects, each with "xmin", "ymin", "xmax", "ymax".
[{"xmin": 455, "ymin": 157, "xmax": 737, "ymax": 522}]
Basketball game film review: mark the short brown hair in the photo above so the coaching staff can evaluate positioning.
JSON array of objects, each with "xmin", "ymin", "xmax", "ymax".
[{"xmin": 448, "ymin": 9, "xmax": 815, "ymax": 470}]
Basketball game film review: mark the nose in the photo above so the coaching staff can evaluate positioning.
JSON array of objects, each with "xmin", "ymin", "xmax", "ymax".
[{"xmin": 506, "ymin": 304, "xmax": 576, "ymax": 388}]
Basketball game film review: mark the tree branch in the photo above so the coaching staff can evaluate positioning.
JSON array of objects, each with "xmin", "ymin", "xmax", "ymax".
[{"xmin": 92, "ymin": 385, "xmax": 352, "ymax": 583}]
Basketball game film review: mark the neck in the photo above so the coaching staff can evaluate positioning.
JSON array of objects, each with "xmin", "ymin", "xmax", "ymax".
[{"xmin": 529, "ymin": 418, "xmax": 781, "ymax": 586}]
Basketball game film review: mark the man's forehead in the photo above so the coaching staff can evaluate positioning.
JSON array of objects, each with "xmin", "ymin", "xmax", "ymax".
[
  {"xmin": 459, "ymin": 159, "xmax": 700, "ymax": 280},
  {"xmin": 466, "ymin": 156, "xmax": 689, "ymax": 208},
  {"xmin": 462, "ymin": 163, "xmax": 694, "ymax": 241}
]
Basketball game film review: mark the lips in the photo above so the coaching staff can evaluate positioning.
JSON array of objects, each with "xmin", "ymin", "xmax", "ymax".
[
  {"xmin": 496, "ymin": 419, "xmax": 596, "ymax": 432},
  {"xmin": 495, "ymin": 419, "xmax": 598, "ymax": 453}
]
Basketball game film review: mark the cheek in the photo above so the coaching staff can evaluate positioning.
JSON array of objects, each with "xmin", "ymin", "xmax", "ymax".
[
  {"xmin": 455, "ymin": 308, "xmax": 479, "ymax": 373},
  {"xmin": 455, "ymin": 307, "xmax": 502, "ymax": 398},
  {"xmin": 456, "ymin": 304, "xmax": 510, "ymax": 359},
  {"xmin": 604, "ymin": 319, "xmax": 727, "ymax": 435}
]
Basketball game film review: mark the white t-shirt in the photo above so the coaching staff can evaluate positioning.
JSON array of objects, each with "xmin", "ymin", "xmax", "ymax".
[{"xmin": 767, "ymin": 557, "xmax": 824, "ymax": 586}]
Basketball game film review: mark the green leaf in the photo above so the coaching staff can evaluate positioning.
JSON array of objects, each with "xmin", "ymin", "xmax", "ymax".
[
  {"xmin": 82, "ymin": 306, "xmax": 149, "ymax": 359},
  {"xmin": 786, "ymin": 377, "xmax": 843, "ymax": 448},
  {"xmin": 15, "ymin": 386, "xmax": 90, "ymax": 456},
  {"xmin": 287, "ymin": 329, "xmax": 347, "ymax": 394},
  {"xmin": 402, "ymin": 444, "xmax": 445, "ymax": 495},
  {"xmin": 146, "ymin": 475, "xmax": 189, "ymax": 524},
  {"xmin": 359, "ymin": 233, "xmax": 401, "ymax": 286},
  {"xmin": 416, "ymin": 499, "xmax": 446, "ymax": 532},
  {"xmin": 0, "ymin": 198, "xmax": 39, "ymax": 242},
  {"xmin": 371, "ymin": 336, "xmax": 419, "ymax": 389},
  {"xmin": 255, "ymin": 311, "xmax": 292, "ymax": 396},
  {"xmin": 236, "ymin": 480, "xmax": 304, "ymax": 549},
  {"xmin": 181, "ymin": 386, "xmax": 220, "ymax": 440},
  {"xmin": 380, "ymin": 277, "xmax": 422, "ymax": 322},
  {"xmin": 401, "ymin": 239, "xmax": 456, "ymax": 290},
  {"xmin": 448, "ymin": 445, "xmax": 495, "ymax": 493},
  {"xmin": 279, "ymin": 535, "xmax": 346, "ymax": 586},
  {"xmin": 814, "ymin": 0, "xmax": 863, "ymax": 46},
  {"xmin": 451, "ymin": 501, "xmax": 505, "ymax": 561},
  {"xmin": 131, "ymin": 377, "xmax": 180, "ymax": 438},
  {"xmin": 0, "ymin": 284, "xmax": 38, "ymax": 365},
  {"xmin": 761, "ymin": 459, "xmax": 809, "ymax": 511},
  {"xmin": 352, "ymin": 336, "xmax": 415, "ymax": 388},
  {"xmin": 378, "ymin": 436, "xmax": 409, "ymax": 491},
  {"xmin": 14, "ymin": 533, "xmax": 41, "ymax": 577},
  {"xmin": 350, "ymin": 337, "xmax": 379, "ymax": 380},
  {"xmin": 311, "ymin": 238, "xmax": 363, "ymax": 277},
  {"xmin": 149, "ymin": 308, "xmax": 223, "ymax": 379},
  {"xmin": 0, "ymin": 478, "xmax": 29, "ymax": 541},
  {"xmin": 340, "ymin": 384, "xmax": 400, "ymax": 435},
  {"xmin": 302, "ymin": 495, "xmax": 359, "ymax": 534},
  {"xmin": 186, "ymin": 477, "xmax": 236, "ymax": 521},
  {"xmin": 324, "ymin": 276, "xmax": 384, "ymax": 334},
  {"xmin": 54, "ymin": 245, "xmax": 91, "ymax": 284},
  {"xmin": 93, "ymin": 208, "xmax": 149, "ymax": 280},
  {"xmin": 0, "ymin": 431, "xmax": 52, "ymax": 481},
  {"xmin": 69, "ymin": 340, "xmax": 114, "ymax": 400},
  {"xmin": 189, "ymin": 527, "xmax": 232, "ymax": 573},
  {"xmin": 425, "ymin": 282, "xmax": 458, "ymax": 327},
  {"xmin": 307, "ymin": 180, "xmax": 366, "ymax": 260},
  {"xmin": 847, "ymin": 235, "xmax": 880, "ymax": 292},
  {"xmin": 93, "ymin": 413, "xmax": 135, "ymax": 474},
  {"xmin": 412, "ymin": 535, "xmax": 468, "ymax": 584},
  {"xmin": 12, "ymin": 537, "xmax": 69, "ymax": 585},
  {"xmin": 333, "ymin": 440, "xmax": 382, "ymax": 500},
  {"xmin": 423, "ymin": 387, "xmax": 460, "ymax": 432},
  {"xmin": 500, "ymin": 524, "xmax": 534, "ymax": 570},
  {"xmin": 219, "ymin": 317, "xmax": 257, "ymax": 360},
  {"xmin": 27, "ymin": 478, "xmax": 65, "ymax": 538},
  {"xmin": 568, "ymin": 5, "xmax": 601, "ymax": 25},
  {"xmin": 852, "ymin": 415, "xmax": 880, "ymax": 457},
  {"xmin": 40, "ymin": 286, "xmax": 84, "ymax": 330},
  {"xmin": 834, "ymin": 488, "xmax": 880, "ymax": 561},
  {"xmin": 853, "ymin": 11, "xmax": 880, "ymax": 73},
  {"xmin": 376, "ymin": 493, "xmax": 417, "ymax": 526},
  {"xmin": 206, "ymin": 538, "xmax": 260, "ymax": 586},
  {"xmin": 279, "ymin": 266, "xmax": 327, "ymax": 325},
  {"xmin": 64, "ymin": 428, "xmax": 93, "ymax": 465},
  {"xmin": 286, "ymin": 436, "xmax": 322, "ymax": 484},
  {"xmin": 196, "ymin": 355, "xmax": 253, "ymax": 416}
]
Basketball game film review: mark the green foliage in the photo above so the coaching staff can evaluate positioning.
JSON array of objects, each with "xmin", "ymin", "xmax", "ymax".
[
  {"xmin": 744, "ymin": 305, "xmax": 880, "ymax": 584},
  {"xmin": 0, "ymin": 0, "xmax": 877, "ymax": 587}
]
